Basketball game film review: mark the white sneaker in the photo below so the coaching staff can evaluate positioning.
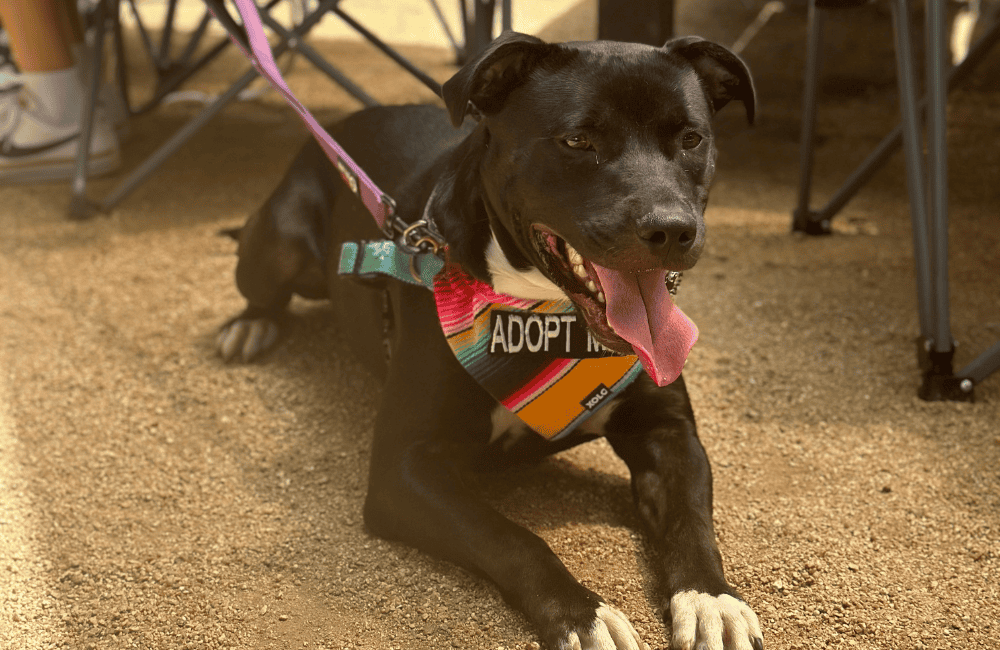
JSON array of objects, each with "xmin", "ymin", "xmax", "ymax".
[
  {"xmin": 0, "ymin": 85, "xmax": 120, "ymax": 184},
  {"xmin": 0, "ymin": 33, "xmax": 18, "ymax": 92},
  {"xmin": 0, "ymin": 73, "xmax": 19, "ymax": 95},
  {"xmin": 0, "ymin": 62, "xmax": 18, "ymax": 93}
]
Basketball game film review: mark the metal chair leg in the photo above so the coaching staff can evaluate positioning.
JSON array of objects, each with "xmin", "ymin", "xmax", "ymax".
[
  {"xmin": 890, "ymin": 0, "xmax": 932, "ymax": 339},
  {"xmin": 926, "ymin": 0, "xmax": 952, "ymax": 356},
  {"xmin": 958, "ymin": 342, "xmax": 1000, "ymax": 386},
  {"xmin": 792, "ymin": 0, "xmax": 832, "ymax": 234},
  {"xmin": 69, "ymin": 0, "xmax": 110, "ymax": 220},
  {"xmin": 916, "ymin": 0, "xmax": 975, "ymax": 400},
  {"xmin": 889, "ymin": 0, "xmax": 973, "ymax": 400}
]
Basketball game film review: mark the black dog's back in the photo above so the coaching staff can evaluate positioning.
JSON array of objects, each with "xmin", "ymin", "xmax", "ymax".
[{"xmin": 326, "ymin": 104, "xmax": 471, "ymax": 199}]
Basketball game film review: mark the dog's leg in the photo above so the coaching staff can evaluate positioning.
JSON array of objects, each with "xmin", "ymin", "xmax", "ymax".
[
  {"xmin": 218, "ymin": 145, "xmax": 333, "ymax": 363},
  {"xmin": 217, "ymin": 201, "xmax": 326, "ymax": 362},
  {"xmin": 363, "ymin": 287, "xmax": 645, "ymax": 650},
  {"xmin": 605, "ymin": 376, "xmax": 763, "ymax": 650}
]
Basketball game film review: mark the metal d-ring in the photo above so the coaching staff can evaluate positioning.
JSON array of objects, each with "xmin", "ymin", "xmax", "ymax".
[
  {"xmin": 400, "ymin": 221, "xmax": 442, "ymax": 254},
  {"xmin": 409, "ymin": 254, "xmax": 425, "ymax": 284},
  {"xmin": 400, "ymin": 220, "xmax": 428, "ymax": 244},
  {"xmin": 401, "ymin": 221, "xmax": 442, "ymax": 283}
]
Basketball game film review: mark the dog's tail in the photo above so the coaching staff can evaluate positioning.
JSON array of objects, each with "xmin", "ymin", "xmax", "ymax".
[{"xmin": 218, "ymin": 226, "xmax": 242, "ymax": 241}]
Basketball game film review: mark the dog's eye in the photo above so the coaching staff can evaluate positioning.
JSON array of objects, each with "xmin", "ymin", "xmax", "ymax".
[
  {"xmin": 562, "ymin": 136, "xmax": 593, "ymax": 151},
  {"xmin": 681, "ymin": 132, "xmax": 703, "ymax": 150}
]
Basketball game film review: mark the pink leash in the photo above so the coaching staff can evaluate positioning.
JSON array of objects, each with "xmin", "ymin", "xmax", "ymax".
[{"xmin": 221, "ymin": 0, "xmax": 396, "ymax": 230}]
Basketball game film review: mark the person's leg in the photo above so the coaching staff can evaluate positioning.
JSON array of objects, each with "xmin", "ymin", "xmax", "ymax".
[
  {"xmin": 0, "ymin": 0, "xmax": 74, "ymax": 71},
  {"xmin": 0, "ymin": 0, "xmax": 119, "ymax": 184}
]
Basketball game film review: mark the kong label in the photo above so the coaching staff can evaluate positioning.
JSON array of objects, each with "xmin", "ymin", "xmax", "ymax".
[{"xmin": 488, "ymin": 311, "xmax": 618, "ymax": 357}]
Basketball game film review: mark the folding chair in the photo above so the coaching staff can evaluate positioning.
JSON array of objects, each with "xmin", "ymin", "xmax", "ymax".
[
  {"xmin": 71, "ymin": 0, "xmax": 283, "ymax": 219},
  {"xmin": 793, "ymin": 0, "xmax": 1000, "ymax": 400},
  {"xmin": 70, "ymin": 0, "xmax": 509, "ymax": 220}
]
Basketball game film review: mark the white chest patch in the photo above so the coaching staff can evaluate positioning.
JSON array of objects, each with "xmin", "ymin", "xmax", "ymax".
[
  {"xmin": 572, "ymin": 397, "xmax": 619, "ymax": 436},
  {"xmin": 488, "ymin": 405, "xmax": 532, "ymax": 449},
  {"xmin": 485, "ymin": 234, "xmax": 568, "ymax": 301}
]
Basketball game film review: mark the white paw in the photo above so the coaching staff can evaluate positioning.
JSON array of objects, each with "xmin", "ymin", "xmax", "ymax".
[
  {"xmin": 669, "ymin": 591, "xmax": 763, "ymax": 650},
  {"xmin": 217, "ymin": 316, "xmax": 280, "ymax": 362},
  {"xmin": 560, "ymin": 603, "xmax": 649, "ymax": 650}
]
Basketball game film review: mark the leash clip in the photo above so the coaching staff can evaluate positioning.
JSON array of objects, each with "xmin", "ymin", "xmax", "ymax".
[
  {"xmin": 398, "ymin": 219, "xmax": 443, "ymax": 257},
  {"xmin": 379, "ymin": 192, "xmax": 446, "ymax": 262}
]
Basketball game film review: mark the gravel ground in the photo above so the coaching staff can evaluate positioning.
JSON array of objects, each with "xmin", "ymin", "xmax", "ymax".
[{"xmin": 2, "ymin": 2, "xmax": 999, "ymax": 649}]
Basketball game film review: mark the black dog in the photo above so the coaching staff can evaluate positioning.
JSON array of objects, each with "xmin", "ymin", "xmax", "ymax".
[{"xmin": 219, "ymin": 32, "xmax": 760, "ymax": 650}]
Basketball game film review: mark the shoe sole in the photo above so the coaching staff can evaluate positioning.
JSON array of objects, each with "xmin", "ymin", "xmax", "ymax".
[{"xmin": 0, "ymin": 147, "xmax": 121, "ymax": 185}]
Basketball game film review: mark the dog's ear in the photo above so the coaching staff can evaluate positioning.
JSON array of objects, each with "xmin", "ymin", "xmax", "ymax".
[
  {"xmin": 442, "ymin": 31, "xmax": 554, "ymax": 127},
  {"xmin": 664, "ymin": 36, "xmax": 756, "ymax": 125}
]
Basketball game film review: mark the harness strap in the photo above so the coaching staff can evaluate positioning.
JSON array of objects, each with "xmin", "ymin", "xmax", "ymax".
[
  {"xmin": 224, "ymin": 0, "xmax": 396, "ymax": 230},
  {"xmin": 339, "ymin": 240, "xmax": 444, "ymax": 288}
]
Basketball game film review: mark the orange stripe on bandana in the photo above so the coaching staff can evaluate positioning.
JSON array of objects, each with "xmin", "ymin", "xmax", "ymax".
[{"xmin": 511, "ymin": 357, "xmax": 642, "ymax": 438}]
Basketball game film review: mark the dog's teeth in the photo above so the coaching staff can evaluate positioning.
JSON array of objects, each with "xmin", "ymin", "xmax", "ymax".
[
  {"xmin": 566, "ymin": 246, "xmax": 583, "ymax": 265},
  {"xmin": 574, "ymin": 264, "xmax": 587, "ymax": 279},
  {"xmin": 586, "ymin": 280, "xmax": 597, "ymax": 293},
  {"xmin": 597, "ymin": 291, "xmax": 605, "ymax": 304}
]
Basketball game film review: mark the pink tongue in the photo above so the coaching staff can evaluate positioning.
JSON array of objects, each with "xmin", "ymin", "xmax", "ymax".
[{"xmin": 591, "ymin": 265, "xmax": 699, "ymax": 387}]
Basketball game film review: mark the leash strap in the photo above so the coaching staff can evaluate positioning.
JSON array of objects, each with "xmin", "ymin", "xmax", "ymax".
[{"xmin": 222, "ymin": 0, "xmax": 396, "ymax": 230}]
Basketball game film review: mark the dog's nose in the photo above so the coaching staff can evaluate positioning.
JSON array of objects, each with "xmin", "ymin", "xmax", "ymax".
[{"xmin": 636, "ymin": 212, "xmax": 698, "ymax": 254}]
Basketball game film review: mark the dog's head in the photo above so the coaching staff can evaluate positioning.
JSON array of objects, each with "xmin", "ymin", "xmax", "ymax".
[{"xmin": 436, "ymin": 32, "xmax": 754, "ymax": 384}]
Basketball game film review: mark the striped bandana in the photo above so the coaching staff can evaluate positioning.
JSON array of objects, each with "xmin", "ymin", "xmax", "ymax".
[{"xmin": 434, "ymin": 263, "xmax": 643, "ymax": 440}]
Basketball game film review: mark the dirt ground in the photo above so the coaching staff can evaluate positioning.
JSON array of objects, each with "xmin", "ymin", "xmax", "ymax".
[{"xmin": 2, "ymin": 2, "xmax": 999, "ymax": 649}]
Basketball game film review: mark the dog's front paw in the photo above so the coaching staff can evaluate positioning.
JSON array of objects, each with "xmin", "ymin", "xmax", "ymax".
[
  {"xmin": 556, "ymin": 603, "xmax": 649, "ymax": 650},
  {"xmin": 669, "ymin": 591, "xmax": 763, "ymax": 650},
  {"xmin": 217, "ymin": 311, "xmax": 281, "ymax": 362}
]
